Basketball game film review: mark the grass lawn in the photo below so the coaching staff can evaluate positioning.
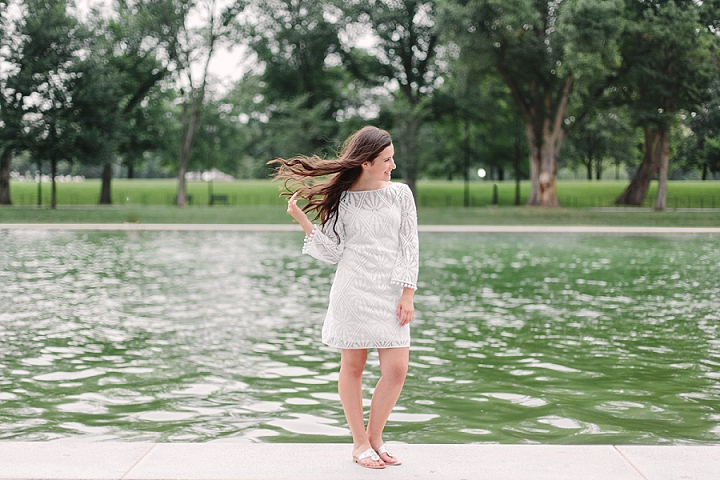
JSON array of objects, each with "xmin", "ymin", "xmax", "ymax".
[
  {"xmin": 3, "ymin": 178, "xmax": 719, "ymax": 227},
  {"xmin": 8, "ymin": 178, "xmax": 720, "ymax": 209},
  {"xmin": 8, "ymin": 179, "xmax": 287, "ymax": 207}
]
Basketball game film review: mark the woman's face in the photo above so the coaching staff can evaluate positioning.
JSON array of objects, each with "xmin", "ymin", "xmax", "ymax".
[{"xmin": 363, "ymin": 144, "xmax": 396, "ymax": 182}]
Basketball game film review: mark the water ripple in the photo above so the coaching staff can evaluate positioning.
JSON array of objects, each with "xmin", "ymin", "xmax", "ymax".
[{"xmin": 1, "ymin": 231, "xmax": 719, "ymax": 443}]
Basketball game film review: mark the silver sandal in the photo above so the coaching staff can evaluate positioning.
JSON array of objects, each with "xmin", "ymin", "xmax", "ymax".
[
  {"xmin": 353, "ymin": 447, "xmax": 385, "ymax": 469},
  {"xmin": 376, "ymin": 444, "xmax": 402, "ymax": 466}
]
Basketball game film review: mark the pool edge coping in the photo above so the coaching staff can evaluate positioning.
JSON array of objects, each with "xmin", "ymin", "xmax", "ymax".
[
  {"xmin": 2, "ymin": 442, "xmax": 719, "ymax": 480},
  {"xmin": 1, "ymin": 223, "xmax": 719, "ymax": 233}
]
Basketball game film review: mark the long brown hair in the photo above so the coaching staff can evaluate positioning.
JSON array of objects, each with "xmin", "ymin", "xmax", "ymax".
[{"xmin": 269, "ymin": 126, "xmax": 392, "ymax": 237}]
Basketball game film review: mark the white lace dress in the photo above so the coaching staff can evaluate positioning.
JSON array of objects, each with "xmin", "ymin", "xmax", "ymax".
[{"xmin": 302, "ymin": 182, "xmax": 419, "ymax": 349}]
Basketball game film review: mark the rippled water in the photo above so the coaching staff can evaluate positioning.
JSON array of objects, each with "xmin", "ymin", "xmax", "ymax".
[{"xmin": 1, "ymin": 230, "xmax": 719, "ymax": 444}]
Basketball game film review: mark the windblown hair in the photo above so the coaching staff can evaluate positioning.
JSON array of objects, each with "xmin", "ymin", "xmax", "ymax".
[{"xmin": 269, "ymin": 126, "xmax": 392, "ymax": 238}]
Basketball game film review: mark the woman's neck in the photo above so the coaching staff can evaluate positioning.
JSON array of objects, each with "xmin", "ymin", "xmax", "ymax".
[{"xmin": 349, "ymin": 178, "xmax": 391, "ymax": 191}]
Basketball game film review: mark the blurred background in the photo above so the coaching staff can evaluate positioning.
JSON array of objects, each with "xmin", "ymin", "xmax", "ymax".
[{"xmin": 0, "ymin": 0, "xmax": 718, "ymax": 212}]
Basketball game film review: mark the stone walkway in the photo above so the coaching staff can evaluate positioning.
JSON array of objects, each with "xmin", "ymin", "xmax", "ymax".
[{"xmin": 1, "ymin": 443, "xmax": 719, "ymax": 479}]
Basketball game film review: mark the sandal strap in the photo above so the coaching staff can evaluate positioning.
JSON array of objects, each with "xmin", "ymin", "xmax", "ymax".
[
  {"xmin": 357, "ymin": 447, "xmax": 380, "ymax": 462},
  {"xmin": 376, "ymin": 444, "xmax": 395, "ymax": 458}
]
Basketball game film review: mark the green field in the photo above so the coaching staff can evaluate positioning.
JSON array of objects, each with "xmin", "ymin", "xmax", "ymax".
[
  {"xmin": 3, "ymin": 179, "xmax": 719, "ymax": 227},
  {"xmin": 8, "ymin": 178, "xmax": 720, "ymax": 209},
  {"xmin": 8, "ymin": 179, "xmax": 286, "ymax": 207}
]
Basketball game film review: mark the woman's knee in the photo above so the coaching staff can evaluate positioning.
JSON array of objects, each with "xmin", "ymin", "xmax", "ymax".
[
  {"xmin": 340, "ymin": 350, "xmax": 367, "ymax": 378},
  {"xmin": 381, "ymin": 358, "xmax": 408, "ymax": 385}
]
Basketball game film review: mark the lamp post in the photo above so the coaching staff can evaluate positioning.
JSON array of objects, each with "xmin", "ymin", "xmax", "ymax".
[{"xmin": 478, "ymin": 169, "xmax": 486, "ymax": 207}]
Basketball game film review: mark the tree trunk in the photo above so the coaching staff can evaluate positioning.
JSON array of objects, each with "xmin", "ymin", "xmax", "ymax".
[
  {"xmin": 51, "ymin": 157, "xmax": 57, "ymax": 209},
  {"xmin": 503, "ymin": 74, "xmax": 570, "ymax": 207},
  {"xmin": 654, "ymin": 128, "xmax": 671, "ymax": 211},
  {"xmin": 514, "ymin": 137, "xmax": 522, "ymax": 206},
  {"xmin": 616, "ymin": 126, "xmax": 665, "ymax": 205},
  {"xmin": 526, "ymin": 121, "xmax": 562, "ymax": 207},
  {"xmin": 177, "ymin": 98, "xmax": 202, "ymax": 207},
  {"xmin": 702, "ymin": 163, "xmax": 708, "ymax": 181},
  {"xmin": 398, "ymin": 116, "xmax": 421, "ymax": 201},
  {"xmin": 36, "ymin": 160, "xmax": 42, "ymax": 207},
  {"xmin": 100, "ymin": 161, "xmax": 112, "ymax": 204},
  {"xmin": 586, "ymin": 158, "xmax": 592, "ymax": 180},
  {"xmin": 463, "ymin": 120, "xmax": 470, "ymax": 208},
  {"xmin": 524, "ymin": 81, "xmax": 572, "ymax": 206},
  {"xmin": 0, "ymin": 147, "xmax": 12, "ymax": 205},
  {"xmin": 595, "ymin": 157, "xmax": 603, "ymax": 180},
  {"xmin": 128, "ymin": 160, "xmax": 134, "ymax": 179}
]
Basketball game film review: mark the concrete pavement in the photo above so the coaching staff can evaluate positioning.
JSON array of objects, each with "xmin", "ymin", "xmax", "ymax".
[{"xmin": 1, "ymin": 443, "xmax": 719, "ymax": 480}]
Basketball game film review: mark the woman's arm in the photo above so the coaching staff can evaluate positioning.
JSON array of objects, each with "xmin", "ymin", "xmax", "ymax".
[
  {"xmin": 287, "ymin": 192, "xmax": 314, "ymax": 235},
  {"xmin": 391, "ymin": 184, "xmax": 419, "ymax": 290},
  {"xmin": 397, "ymin": 287, "xmax": 415, "ymax": 326},
  {"xmin": 288, "ymin": 192, "xmax": 345, "ymax": 264}
]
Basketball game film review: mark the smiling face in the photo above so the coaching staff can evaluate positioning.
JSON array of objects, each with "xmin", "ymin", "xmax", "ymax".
[{"xmin": 362, "ymin": 143, "xmax": 396, "ymax": 184}]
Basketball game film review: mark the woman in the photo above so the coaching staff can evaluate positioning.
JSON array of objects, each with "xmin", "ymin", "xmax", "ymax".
[{"xmin": 271, "ymin": 126, "xmax": 419, "ymax": 469}]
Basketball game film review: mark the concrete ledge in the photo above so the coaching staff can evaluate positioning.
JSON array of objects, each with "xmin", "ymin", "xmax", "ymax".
[
  {"xmin": 1, "ymin": 443, "xmax": 719, "ymax": 480},
  {"xmin": 1, "ymin": 223, "xmax": 719, "ymax": 234}
]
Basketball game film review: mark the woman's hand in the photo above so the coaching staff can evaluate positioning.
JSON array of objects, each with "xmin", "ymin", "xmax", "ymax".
[
  {"xmin": 287, "ymin": 192, "xmax": 314, "ymax": 235},
  {"xmin": 397, "ymin": 288, "xmax": 415, "ymax": 326}
]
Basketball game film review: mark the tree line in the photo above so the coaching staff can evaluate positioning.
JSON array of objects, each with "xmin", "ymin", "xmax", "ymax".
[{"xmin": 1, "ymin": 0, "xmax": 718, "ymax": 209}]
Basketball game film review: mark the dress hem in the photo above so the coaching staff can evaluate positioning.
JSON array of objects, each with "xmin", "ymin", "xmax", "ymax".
[{"xmin": 323, "ymin": 341, "xmax": 410, "ymax": 350}]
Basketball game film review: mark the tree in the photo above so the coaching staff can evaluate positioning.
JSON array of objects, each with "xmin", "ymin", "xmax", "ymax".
[
  {"xmin": 71, "ymin": 7, "xmax": 167, "ymax": 204},
  {"xmin": 561, "ymin": 109, "xmax": 636, "ymax": 180},
  {"xmin": 342, "ymin": 0, "xmax": 442, "ymax": 197},
  {"xmin": 130, "ymin": 0, "xmax": 246, "ymax": 206},
  {"xmin": 614, "ymin": 0, "xmax": 718, "ymax": 210},
  {"xmin": 242, "ymin": 0, "xmax": 348, "ymax": 160},
  {"xmin": 192, "ymin": 101, "xmax": 240, "ymax": 174},
  {"xmin": 677, "ymin": 81, "xmax": 720, "ymax": 181},
  {"xmin": 118, "ymin": 85, "xmax": 177, "ymax": 179},
  {"xmin": 71, "ymin": 57, "xmax": 125, "ymax": 204},
  {"xmin": 5, "ymin": 0, "xmax": 84, "ymax": 208},
  {"xmin": 442, "ymin": 0, "xmax": 625, "ymax": 206},
  {"xmin": 0, "ymin": 0, "xmax": 16, "ymax": 205},
  {"xmin": 430, "ymin": 65, "xmax": 527, "ymax": 206}
]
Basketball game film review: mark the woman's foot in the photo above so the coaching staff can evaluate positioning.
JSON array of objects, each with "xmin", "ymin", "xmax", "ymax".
[
  {"xmin": 374, "ymin": 444, "xmax": 402, "ymax": 466},
  {"xmin": 352, "ymin": 447, "xmax": 385, "ymax": 469}
]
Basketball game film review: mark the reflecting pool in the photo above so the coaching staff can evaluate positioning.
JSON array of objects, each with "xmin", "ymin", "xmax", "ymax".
[{"xmin": 1, "ymin": 230, "xmax": 719, "ymax": 444}]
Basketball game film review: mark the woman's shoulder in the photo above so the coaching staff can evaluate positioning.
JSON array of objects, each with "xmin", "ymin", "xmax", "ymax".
[
  {"xmin": 392, "ymin": 182, "xmax": 413, "ymax": 197},
  {"xmin": 379, "ymin": 181, "xmax": 408, "ymax": 193}
]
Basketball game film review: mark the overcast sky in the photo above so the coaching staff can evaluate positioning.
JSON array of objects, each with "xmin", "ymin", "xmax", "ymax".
[{"xmin": 74, "ymin": 0, "xmax": 252, "ymax": 90}]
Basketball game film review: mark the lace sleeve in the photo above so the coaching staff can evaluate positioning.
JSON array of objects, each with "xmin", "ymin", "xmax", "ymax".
[
  {"xmin": 391, "ymin": 184, "xmax": 419, "ymax": 290},
  {"xmin": 301, "ymin": 219, "xmax": 344, "ymax": 264}
]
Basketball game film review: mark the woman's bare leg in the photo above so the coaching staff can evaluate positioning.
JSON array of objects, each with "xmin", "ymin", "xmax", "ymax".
[
  {"xmin": 338, "ymin": 348, "xmax": 383, "ymax": 467},
  {"xmin": 367, "ymin": 347, "xmax": 409, "ymax": 461}
]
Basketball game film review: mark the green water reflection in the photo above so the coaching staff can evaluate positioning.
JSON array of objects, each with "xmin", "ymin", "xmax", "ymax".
[{"xmin": 0, "ymin": 230, "xmax": 718, "ymax": 444}]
